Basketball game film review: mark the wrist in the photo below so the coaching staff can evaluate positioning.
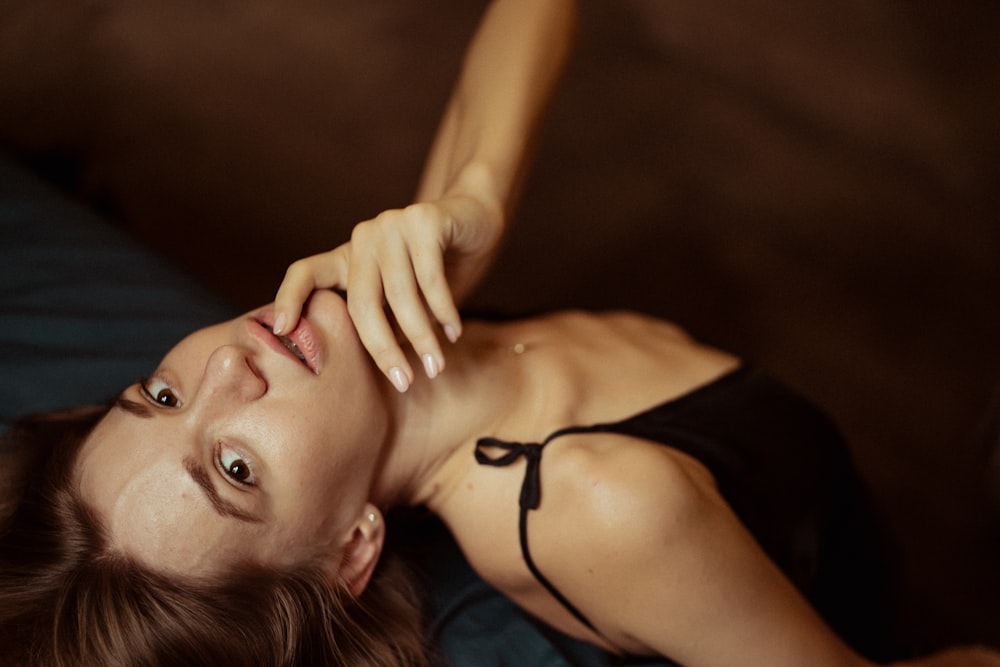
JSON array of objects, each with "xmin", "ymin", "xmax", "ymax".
[
  {"xmin": 452, "ymin": 160, "xmax": 504, "ymax": 202},
  {"xmin": 448, "ymin": 160, "xmax": 506, "ymax": 225}
]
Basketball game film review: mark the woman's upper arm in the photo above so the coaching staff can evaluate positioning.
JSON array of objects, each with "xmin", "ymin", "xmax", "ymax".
[{"xmin": 543, "ymin": 444, "xmax": 872, "ymax": 667}]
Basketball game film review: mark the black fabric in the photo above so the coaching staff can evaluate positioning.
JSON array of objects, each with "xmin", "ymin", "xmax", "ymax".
[{"xmin": 474, "ymin": 365, "xmax": 898, "ymax": 662}]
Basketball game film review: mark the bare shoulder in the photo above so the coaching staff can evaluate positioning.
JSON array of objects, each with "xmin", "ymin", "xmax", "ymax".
[
  {"xmin": 520, "ymin": 432, "xmax": 735, "ymax": 648},
  {"xmin": 539, "ymin": 433, "xmax": 724, "ymax": 545}
]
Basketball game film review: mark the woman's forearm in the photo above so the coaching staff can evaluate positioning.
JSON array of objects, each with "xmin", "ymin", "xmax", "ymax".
[
  {"xmin": 415, "ymin": 0, "xmax": 577, "ymax": 218},
  {"xmin": 272, "ymin": 0, "xmax": 576, "ymax": 381}
]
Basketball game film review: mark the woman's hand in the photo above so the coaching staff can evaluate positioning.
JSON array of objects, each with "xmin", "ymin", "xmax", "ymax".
[
  {"xmin": 274, "ymin": 0, "xmax": 575, "ymax": 391},
  {"xmin": 273, "ymin": 189, "xmax": 502, "ymax": 392}
]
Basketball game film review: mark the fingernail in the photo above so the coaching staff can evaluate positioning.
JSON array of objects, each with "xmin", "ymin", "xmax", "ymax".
[
  {"xmin": 273, "ymin": 312, "xmax": 287, "ymax": 335},
  {"xmin": 389, "ymin": 367, "xmax": 410, "ymax": 393},
  {"xmin": 422, "ymin": 354, "xmax": 440, "ymax": 379},
  {"xmin": 443, "ymin": 324, "xmax": 460, "ymax": 344}
]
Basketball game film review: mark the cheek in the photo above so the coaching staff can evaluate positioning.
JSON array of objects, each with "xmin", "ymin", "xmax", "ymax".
[
  {"xmin": 246, "ymin": 416, "xmax": 336, "ymax": 495},
  {"xmin": 265, "ymin": 427, "xmax": 364, "ymax": 534}
]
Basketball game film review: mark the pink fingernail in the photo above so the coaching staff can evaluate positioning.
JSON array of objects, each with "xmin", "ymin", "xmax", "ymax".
[
  {"xmin": 422, "ymin": 354, "xmax": 440, "ymax": 379},
  {"xmin": 273, "ymin": 312, "xmax": 287, "ymax": 335},
  {"xmin": 443, "ymin": 324, "xmax": 460, "ymax": 343},
  {"xmin": 389, "ymin": 367, "xmax": 410, "ymax": 393}
]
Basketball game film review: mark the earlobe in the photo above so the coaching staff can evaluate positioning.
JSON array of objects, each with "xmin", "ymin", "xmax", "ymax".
[{"xmin": 337, "ymin": 503, "xmax": 385, "ymax": 597}]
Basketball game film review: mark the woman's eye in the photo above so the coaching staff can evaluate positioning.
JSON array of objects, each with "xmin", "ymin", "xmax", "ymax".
[
  {"xmin": 141, "ymin": 377, "xmax": 180, "ymax": 408},
  {"xmin": 219, "ymin": 445, "xmax": 255, "ymax": 486}
]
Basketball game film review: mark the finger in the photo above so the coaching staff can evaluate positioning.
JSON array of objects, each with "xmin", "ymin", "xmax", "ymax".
[
  {"xmin": 272, "ymin": 250, "xmax": 348, "ymax": 335},
  {"xmin": 409, "ymin": 233, "xmax": 463, "ymax": 343},
  {"xmin": 378, "ymin": 241, "xmax": 446, "ymax": 379},
  {"xmin": 346, "ymin": 241, "xmax": 414, "ymax": 392},
  {"xmin": 273, "ymin": 258, "xmax": 320, "ymax": 335}
]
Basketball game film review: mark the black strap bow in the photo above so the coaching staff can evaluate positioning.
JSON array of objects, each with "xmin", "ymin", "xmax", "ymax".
[{"xmin": 474, "ymin": 437, "xmax": 544, "ymax": 510}]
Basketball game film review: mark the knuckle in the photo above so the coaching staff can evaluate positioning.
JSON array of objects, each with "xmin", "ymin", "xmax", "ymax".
[
  {"xmin": 409, "ymin": 330, "xmax": 440, "ymax": 355},
  {"xmin": 351, "ymin": 219, "xmax": 379, "ymax": 243},
  {"xmin": 346, "ymin": 296, "xmax": 376, "ymax": 321},
  {"xmin": 381, "ymin": 281, "xmax": 409, "ymax": 303},
  {"xmin": 365, "ymin": 339, "xmax": 395, "ymax": 361},
  {"xmin": 415, "ymin": 264, "xmax": 445, "ymax": 289},
  {"xmin": 401, "ymin": 202, "xmax": 426, "ymax": 217},
  {"xmin": 283, "ymin": 258, "xmax": 310, "ymax": 280},
  {"xmin": 406, "ymin": 202, "xmax": 443, "ymax": 227}
]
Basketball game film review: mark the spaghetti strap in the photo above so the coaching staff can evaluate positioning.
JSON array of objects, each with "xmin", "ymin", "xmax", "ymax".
[
  {"xmin": 473, "ymin": 365, "xmax": 893, "ymax": 660},
  {"xmin": 474, "ymin": 425, "xmax": 609, "ymax": 635}
]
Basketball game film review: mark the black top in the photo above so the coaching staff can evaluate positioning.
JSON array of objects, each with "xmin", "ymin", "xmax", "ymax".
[{"xmin": 474, "ymin": 365, "xmax": 894, "ymax": 660}]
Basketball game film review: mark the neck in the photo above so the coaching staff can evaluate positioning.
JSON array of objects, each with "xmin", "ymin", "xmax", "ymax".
[{"xmin": 367, "ymin": 321, "xmax": 535, "ymax": 512}]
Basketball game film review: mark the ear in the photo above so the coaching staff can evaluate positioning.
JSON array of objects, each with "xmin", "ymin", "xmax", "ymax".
[{"xmin": 335, "ymin": 503, "xmax": 385, "ymax": 597}]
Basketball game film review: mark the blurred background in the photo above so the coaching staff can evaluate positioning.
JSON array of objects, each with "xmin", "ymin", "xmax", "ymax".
[{"xmin": 2, "ymin": 0, "xmax": 998, "ymax": 653}]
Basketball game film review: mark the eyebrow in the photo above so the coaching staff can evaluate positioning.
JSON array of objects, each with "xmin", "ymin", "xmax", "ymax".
[
  {"xmin": 183, "ymin": 457, "xmax": 263, "ymax": 524},
  {"xmin": 112, "ymin": 389, "xmax": 262, "ymax": 524},
  {"xmin": 114, "ymin": 395, "xmax": 152, "ymax": 418}
]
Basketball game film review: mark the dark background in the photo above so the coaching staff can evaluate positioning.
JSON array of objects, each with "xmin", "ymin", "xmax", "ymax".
[{"xmin": 2, "ymin": 0, "xmax": 998, "ymax": 652}]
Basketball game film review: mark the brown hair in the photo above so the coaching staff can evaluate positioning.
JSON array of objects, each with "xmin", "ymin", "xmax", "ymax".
[{"xmin": 0, "ymin": 408, "xmax": 428, "ymax": 666}]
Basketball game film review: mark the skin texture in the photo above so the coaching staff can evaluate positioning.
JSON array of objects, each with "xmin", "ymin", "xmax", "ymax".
[
  {"xmin": 73, "ymin": 299, "xmax": 1000, "ymax": 666},
  {"xmin": 69, "ymin": 0, "xmax": 1000, "ymax": 663},
  {"xmin": 76, "ymin": 290, "xmax": 388, "ymax": 593}
]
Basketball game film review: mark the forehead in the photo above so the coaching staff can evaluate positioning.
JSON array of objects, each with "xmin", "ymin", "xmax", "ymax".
[{"xmin": 75, "ymin": 409, "xmax": 270, "ymax": 573}]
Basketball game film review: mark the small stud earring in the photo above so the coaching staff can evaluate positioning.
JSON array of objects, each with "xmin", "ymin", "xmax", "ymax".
[{"xmin": 367, "ymin": 512, "xmax": 376, "ymax": 523}]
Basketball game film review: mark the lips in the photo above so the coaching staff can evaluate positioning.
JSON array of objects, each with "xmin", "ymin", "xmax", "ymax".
[
  {"xmin": 251, "ymin": 309, "xmax": 323, "ymax": 374},
  {"xmin": 263, "ymin": 324, "xmax": 309, "ymax": 367}
]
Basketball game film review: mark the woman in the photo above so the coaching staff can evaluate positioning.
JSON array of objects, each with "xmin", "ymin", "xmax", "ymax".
[
  {"xmin": 6, "ymin": 212, "xmax": 1000, "ymax": 667},
  {"xmin": 2, "ymin": 2, "xmax": 998, "ymax": 667}
]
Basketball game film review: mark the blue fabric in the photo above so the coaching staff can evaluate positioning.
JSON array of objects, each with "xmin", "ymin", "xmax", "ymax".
[
  {"xmin": 0, "ymin": 154, "xmax": 235, "ymax": 428},
  {"xmin": 402, "ymin": 515, "xmax": 674, "ymax": 667}
]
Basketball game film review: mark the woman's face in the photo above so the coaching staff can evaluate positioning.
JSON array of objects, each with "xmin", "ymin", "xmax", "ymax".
[{"xmin": 75, "ymin": 290, "xmax": 388, "ymax": 578}]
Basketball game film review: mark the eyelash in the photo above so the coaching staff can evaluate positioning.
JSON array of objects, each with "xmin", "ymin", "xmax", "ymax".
[
  {"xmin": 216, "ymin": 442, "xmax": 256, "ymax": 487},
  {"xmin": 139, "ymin": 375, "xmax": 257, "ymax": 487},
  {"xmin": 139, "ymin": 375, "xmax": 181, "ymax": 408}
]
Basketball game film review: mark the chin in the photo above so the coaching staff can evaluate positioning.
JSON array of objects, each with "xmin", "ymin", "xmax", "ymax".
[{"xmin": 303, "ymin": 289, "xmax": 373, "ymax": 372}]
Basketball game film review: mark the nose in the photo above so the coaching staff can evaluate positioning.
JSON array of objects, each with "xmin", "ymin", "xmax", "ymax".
[{"xmin": 199, "ymin": 345, "xmax": 267, "ymax": 403}]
